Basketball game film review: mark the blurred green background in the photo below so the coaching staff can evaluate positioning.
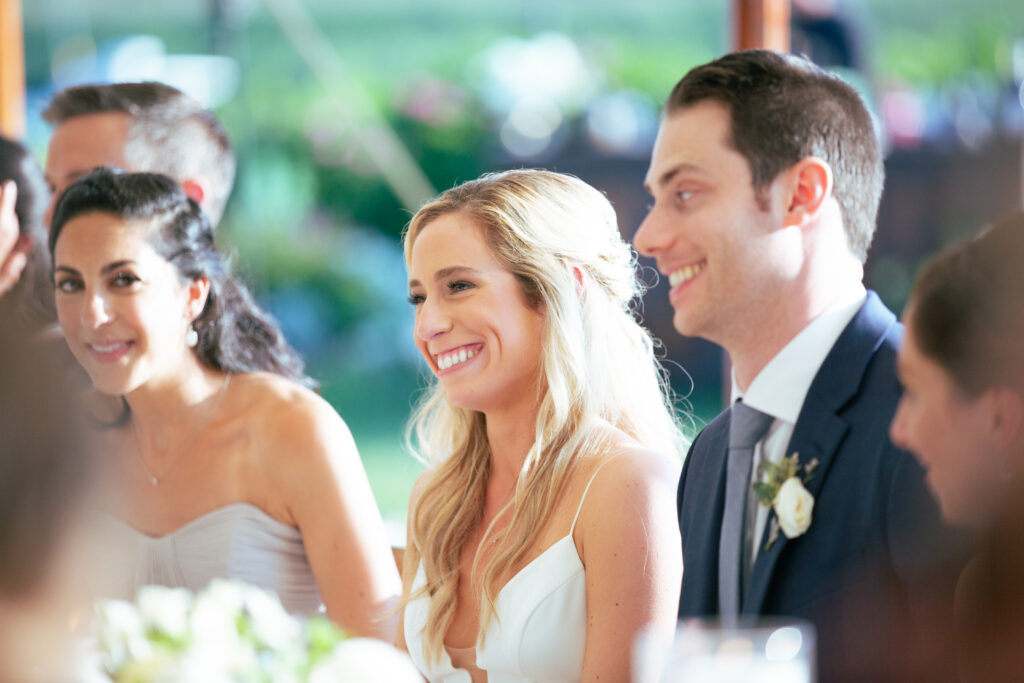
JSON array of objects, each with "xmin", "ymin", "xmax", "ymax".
[{"xmin": 22, "ymin": 0, "xmax": 1024, "ymax": 527}]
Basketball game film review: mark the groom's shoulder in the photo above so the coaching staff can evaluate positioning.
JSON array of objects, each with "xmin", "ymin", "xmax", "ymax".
[
  {"xmin": 817, "ymin": 291, "xmax": 904, "ymax": 403},
  {"xmin": 688, "ymin": 408, "xmax": 730, "ymax": 456}
]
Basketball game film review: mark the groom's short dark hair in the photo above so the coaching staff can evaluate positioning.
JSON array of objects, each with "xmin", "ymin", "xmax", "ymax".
[{"xmin": 666, "ymin": 49, "xmax": 884, "ymax": 263}]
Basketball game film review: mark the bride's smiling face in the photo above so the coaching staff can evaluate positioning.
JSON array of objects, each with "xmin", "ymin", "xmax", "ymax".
[
  {"xmin": 407, "ymin": 211, "xmax": 545, "ymax": 415},
  {"xmin": 53, "ymin": 212, "xmax": 198, "ymax": 395}
]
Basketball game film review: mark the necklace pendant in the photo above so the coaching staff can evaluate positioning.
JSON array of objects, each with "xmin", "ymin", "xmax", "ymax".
[{"xmin": 151, "ymin": 476, "xmax": 159, "ymax": 486}]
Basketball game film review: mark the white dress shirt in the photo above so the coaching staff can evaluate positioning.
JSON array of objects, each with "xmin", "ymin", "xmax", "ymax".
[{"xmin": 731, "ymin": 284, "xmax": 867, "ymax": 570}]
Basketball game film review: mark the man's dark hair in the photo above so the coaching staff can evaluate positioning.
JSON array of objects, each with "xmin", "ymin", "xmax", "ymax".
[
  {"xmin": 666, "ymin": 49, "xmax": 883, "ymax": 262},
  {"xmin": 42, "ymin": 82, "xmax": 236, "ymax": 225}
]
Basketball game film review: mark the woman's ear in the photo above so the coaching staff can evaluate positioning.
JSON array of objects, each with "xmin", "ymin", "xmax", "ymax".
[
  {"xmin": 181, "ymin": 178, "xmax": 207, "ymax": 208},
  {"xmin": 572, "ymin": 265, "xmax": 585, "ymax": 298},
  {"xmin": 988, "ymin": 387, "xmax": 1024, "ymax": 452},
  {"xmin": 185, "ymin": 277, "xmax": 212, "ymax": 322}
]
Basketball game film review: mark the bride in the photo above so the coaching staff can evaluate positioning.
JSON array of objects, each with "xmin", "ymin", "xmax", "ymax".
[
  {"xmin": 398, "ymin": 169, "xmax": 685, "ymax": 681},
  {"xmin": 48, "ymin": 167, "xmax": 401, "ymax": 640}
]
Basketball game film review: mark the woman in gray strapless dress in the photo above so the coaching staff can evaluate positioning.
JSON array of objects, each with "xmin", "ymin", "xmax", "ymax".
[{"xmin": 48, "ymin": 168, "xmax": 401, "ymax": 641}]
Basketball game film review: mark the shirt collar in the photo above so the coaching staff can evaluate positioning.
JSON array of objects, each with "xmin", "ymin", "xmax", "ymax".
[{"xmin": 732, "ymin": 284, "xmax": 867, "ymax": 423}]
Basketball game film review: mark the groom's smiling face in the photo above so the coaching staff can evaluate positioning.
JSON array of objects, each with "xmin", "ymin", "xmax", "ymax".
[{"xmin": 634, "ymin": 100, "xmax": 797, "ymax": 350}]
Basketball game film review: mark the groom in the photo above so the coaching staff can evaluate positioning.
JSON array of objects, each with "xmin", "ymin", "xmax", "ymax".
[{"xmin": 635, "ymin": 50, "xmax": 961, "ymax": 680}]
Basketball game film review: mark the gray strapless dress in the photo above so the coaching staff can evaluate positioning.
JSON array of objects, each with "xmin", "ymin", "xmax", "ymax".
[{"xmin": 99, "ymin": 502, "xmax": 322, "ymax": 615}]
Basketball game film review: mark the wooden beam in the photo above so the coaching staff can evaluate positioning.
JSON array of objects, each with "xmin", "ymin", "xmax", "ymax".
[
  {"xmin": 0, "ymin": 0, "xmax": 25, "ymax": 139},
  {"xmin": 732, "ymin": 0, "xmax": 790, "ymax": 52}
]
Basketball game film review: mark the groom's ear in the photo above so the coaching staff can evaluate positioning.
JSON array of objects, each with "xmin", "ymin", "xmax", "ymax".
[{"xmin": 782, "ymin": 157, "xmax": 833, "ymax": 229}]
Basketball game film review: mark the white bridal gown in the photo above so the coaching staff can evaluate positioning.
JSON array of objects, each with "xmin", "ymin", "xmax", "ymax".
[{"xmin": 403, "ymin": 468, "xmax": 609, "ymax": 683}]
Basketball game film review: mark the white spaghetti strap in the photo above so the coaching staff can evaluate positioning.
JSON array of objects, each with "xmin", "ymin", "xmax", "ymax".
[{"xmin": 570, "ymin": 457, "xmax": 618, "ymax": 536}]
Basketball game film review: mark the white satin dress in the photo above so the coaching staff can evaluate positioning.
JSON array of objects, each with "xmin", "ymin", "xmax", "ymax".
[{"xmin": 403, "ymin": 468, "xmax": 608, "ymax": 683}]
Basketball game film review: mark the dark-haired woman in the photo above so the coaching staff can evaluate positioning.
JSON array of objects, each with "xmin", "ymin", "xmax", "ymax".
[
  {"xmin": 890, "ymin": 213, "xmax": 1024, "ymax": 680},
  {"xmin": 49, "ymin": 167, "xmax": 401, "ymax": 640}
]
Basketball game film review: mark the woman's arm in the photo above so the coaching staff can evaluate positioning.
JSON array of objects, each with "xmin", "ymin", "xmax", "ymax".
[
  {"xmin": 577, "ymin": 448, "xmax": 682, "ymax": 682},
  {"xmin": 269, "ymin": 390, "xmax": 402, "ymax": 641}
]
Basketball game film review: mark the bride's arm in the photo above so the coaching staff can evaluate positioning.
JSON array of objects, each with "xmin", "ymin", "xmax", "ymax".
[
  {"xmin": 578, "ymin": 448, "xmax": 682, "ymax": 682},
  {"xmin": 267, "ymin": 388, "xmax": 402, "ymax": 641}
]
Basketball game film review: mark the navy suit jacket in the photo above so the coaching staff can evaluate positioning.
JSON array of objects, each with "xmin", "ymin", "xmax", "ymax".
[{"xmin": 677, "ymin": 292, "xmax": 962, "ymax": 681}]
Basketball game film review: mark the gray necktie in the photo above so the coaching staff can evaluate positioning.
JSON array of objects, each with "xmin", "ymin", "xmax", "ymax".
[{"xmin": 718, "ymin": 401, "xmax": 774, "ymax": 617}]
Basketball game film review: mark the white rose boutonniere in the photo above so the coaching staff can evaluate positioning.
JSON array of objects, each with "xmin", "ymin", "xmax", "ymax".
[{"xmin": 753, "ymin": 452, "xmax": 819, "ymax": 550}]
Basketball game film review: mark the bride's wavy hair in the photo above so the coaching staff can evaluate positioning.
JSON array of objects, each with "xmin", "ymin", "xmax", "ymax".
[{"xmin": 402, "ymin": 169, "xmax": 687, "ymax": 663}]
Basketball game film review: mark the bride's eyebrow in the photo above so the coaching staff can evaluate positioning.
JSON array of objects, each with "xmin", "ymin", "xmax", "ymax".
[
  {"xmin": 433, "ymin": 266, "xmax": 482, "ymax": 281},
  {"xmin": 408, "ymin": 266, "xmax": 483, "ymax": 289}
]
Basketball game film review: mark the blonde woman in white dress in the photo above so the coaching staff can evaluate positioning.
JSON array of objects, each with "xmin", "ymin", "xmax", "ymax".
[{"xmin": 398, "ymin": 170, "xmax": 685, "ymax": 682}]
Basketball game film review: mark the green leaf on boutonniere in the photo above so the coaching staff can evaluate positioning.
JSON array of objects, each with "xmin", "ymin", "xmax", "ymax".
[
  {"xmin": 760, "ymin": 459, "xmax": 783, "ymax": 479},
  {"xmin": 753, "ymin": 482, "xmax": 776, "ymax": 506},
  {"xmin": 802, "ymin": 457, "xmax": 819, "ymax": 482},
  {"xmin": 764, "ymin": 518, "xmax": 781, "ymax": 550}
]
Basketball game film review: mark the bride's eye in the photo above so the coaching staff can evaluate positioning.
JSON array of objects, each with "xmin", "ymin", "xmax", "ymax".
[{"xmin": 447, "ymin": 280, "xmax": 474, "ymax": 293}]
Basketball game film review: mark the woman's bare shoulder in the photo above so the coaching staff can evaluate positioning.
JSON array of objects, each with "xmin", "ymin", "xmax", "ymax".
[
  {"xmin": 233, "ymin": 372, "xmax": 341, "ymax": 427},
  {"xmin": 587, "ymin": 424, "xmax": 681, "ymax": 487},
  {"xmin": 227, "ymin": 372, "xmax": 354, "ymax": 465}
]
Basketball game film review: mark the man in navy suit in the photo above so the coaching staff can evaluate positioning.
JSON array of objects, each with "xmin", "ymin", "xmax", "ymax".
[{"xmin": 634, "ymin": 50, "xmax": 961, "ymax": 680}]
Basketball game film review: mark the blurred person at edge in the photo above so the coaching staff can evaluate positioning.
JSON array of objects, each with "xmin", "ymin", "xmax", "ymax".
[
  {"xmin": 398, "ymin": 170, "xmax": 685, "ymax": 682},
  {"xmin": 0, "ymin": 315, "xmax": 100, "ymax": 682},
  {"xmin": 0, "ymin": 81, "xmax": 234, "ymax": 306},
  {"xmin": 48, "ymin": 168, "xmax": 401, "ymax": 640},
  {"xmin": 891, "ymin": 213, "xmax": 1024, "ymax": 681},
  {"xmin": 0, "ymin": 136, "xmax": 51, "ymax": 327}
]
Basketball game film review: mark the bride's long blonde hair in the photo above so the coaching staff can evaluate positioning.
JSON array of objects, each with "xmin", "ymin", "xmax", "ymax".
[{"xmin": 402, "ymin": 170, "xmax": 686, "ymax": 664}]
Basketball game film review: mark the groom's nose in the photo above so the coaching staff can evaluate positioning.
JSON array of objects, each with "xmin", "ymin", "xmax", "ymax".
[{"xmin": 634, "ymin": 203, "xmax": 675, "ymax": 258}]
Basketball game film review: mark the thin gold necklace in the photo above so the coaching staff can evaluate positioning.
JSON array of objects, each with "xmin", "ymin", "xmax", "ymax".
[{"xmin": 130, "ymin": 374, "xmax": 232, "ymax": 486}]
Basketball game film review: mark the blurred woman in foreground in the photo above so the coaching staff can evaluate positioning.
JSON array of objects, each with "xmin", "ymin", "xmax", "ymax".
[
  {"xmin": 891, "ymin": 212, "xmax": 1024, "ymax": 680},
  {"xmin": 49, "ymin": 168, "xmax": 400, "ymax": 639},
  {"xmin": 0, "ymin": 316, "xmax": 97, "ymax": 681},
  {"xmin": 398, "ymin": 169, "xmax": 685, "ymax": 681}
]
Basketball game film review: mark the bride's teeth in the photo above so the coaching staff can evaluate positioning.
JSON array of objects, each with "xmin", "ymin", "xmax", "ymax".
[{"xmin": 437, "ymin": 347, "xmax": 478, "ymax": 371}]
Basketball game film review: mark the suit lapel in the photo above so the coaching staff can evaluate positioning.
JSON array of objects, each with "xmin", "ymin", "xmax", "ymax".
[
  {"xmin": 742, "ymin": 292, "xmax": 899, "ymax": 614},
  {"xmin": 679, "ymin": 413, "xmax": 732, "ymax": 615}
]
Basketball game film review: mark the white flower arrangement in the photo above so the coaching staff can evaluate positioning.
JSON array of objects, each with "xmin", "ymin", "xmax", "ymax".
[
  {"xmin": 753, "ymin": 452, "xmax": 818, "ymax": 550},
  {"xmin": 92, "ymin": 580, "xmax": 420, "ymax": 683}
]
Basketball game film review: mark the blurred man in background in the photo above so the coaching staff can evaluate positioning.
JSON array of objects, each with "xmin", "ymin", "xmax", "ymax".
[{"xmin": 1, "ymin": 80, "xmax": 235, "ymax": 308}]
